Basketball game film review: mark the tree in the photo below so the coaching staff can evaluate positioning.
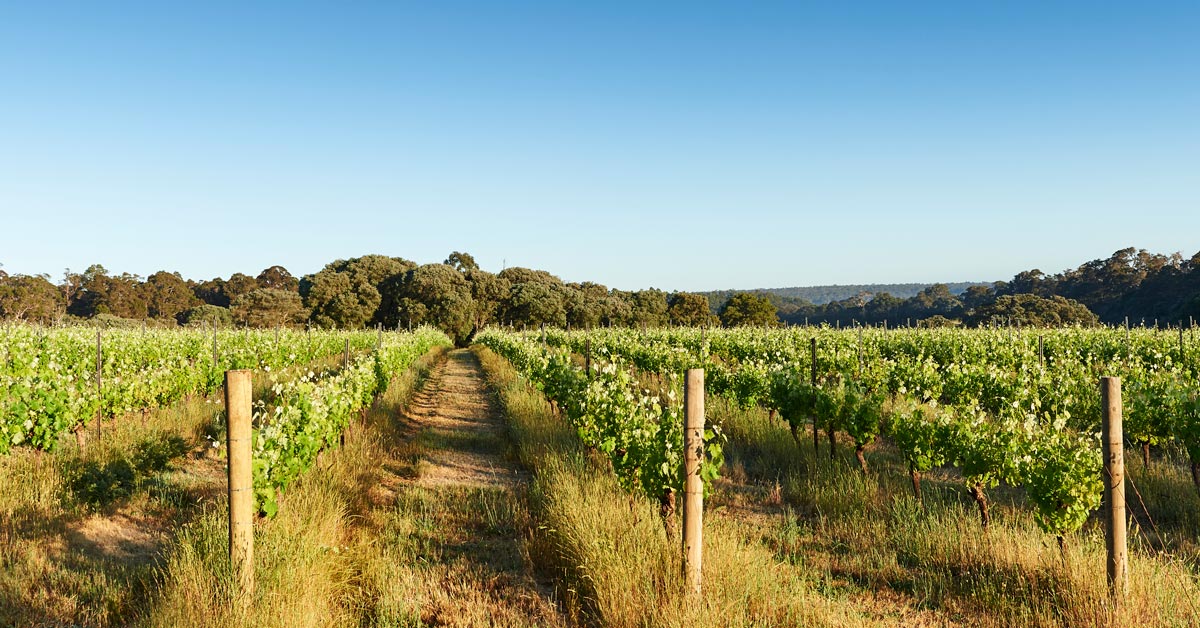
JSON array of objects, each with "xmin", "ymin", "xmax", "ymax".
[
  {"xmin": 506, "ymin": 282, "xmax": 567, "ymax": 328},
  {"xmin": 142, "ymin": 271, "xmax": 197, "ymax": 322},
  {"xmin": 967, "ymin": 294, "xmax": 1098, "ymax": 328},
  {"xmin": 303, "ymin": 271, "xmax": 367, "ymax": 328},
  {"xmin": 193, "ymin": 277, "xmax": 230, "ymax": 306},
  {"xmin": 668, "ymin": 292, "xmax": 716, "ymax": 327},
  {"xmin": 223, "ymin": 273, "xmax": 260, "ymax": 304},
  {"xmin": 231, "ymin": 289, "xmax": 307, "ymax": 328},
  {"xmin": 0, "ymin": 274, "xmax": 60, "ymax": 323},
  {"xmin": 382, "ymin": 264, "xmax": 475, "ymax": 343},
  {"xmin": 256, "ymin": 265, "xmax": 299, "ymax": 292},
  {"xmin": 910, "ymin": 284, "xmax": 962, "ymax": 318},
  {"xmin": 629, "ymin": 289, "xmax": 670, "ymax": 327},
  {"xmin": 466, "ymin": 269, "xmax": 510, "ymax": 329},
  {"xmin": 444, "ymin": 251, "xmax": 479, "ymax": 273},
  {"xmin": 565, "ymin": 282, "xmax": 609, "ymax": 330},
  {"xmin": 719, "ymin": 293, "xmax": 778, "ymax": 327},
  {"xmin": 69, "ymin": 267, "xmax": 148, "ymax": 319},
  {"xmin": 180, "ymin": 304, "xmax": 233, "ymax": 327},
  {"xmin": 960, "ymin": 285, "xmax": 996, "ymax": 311},
  {"xmin": 301, "ymin": 255, "xmax": 414, "ymax": 328}
]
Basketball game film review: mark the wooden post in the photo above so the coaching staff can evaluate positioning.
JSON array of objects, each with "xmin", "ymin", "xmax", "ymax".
[
  {"xmin": 225, "ymin": 369, "xmax": 255, "ymax": 607},
  {"xmin": 1180, "ymin": 324, "xmax": 1185, "ymax": 363},
  {"xmin": 811, "ymin": 338, "xmax": 819, "ymax": 454},
  {"xmin": 377, "ymin": 323, "xmax": 383, "ymax": 351},
  {"xmin": 1039, "ymin": 336, "xmax": 1045, "ymax": 366},
  {"xmin": 683, "ymin": 369, "xmax": 705, "ymax": 595},
  {"xmin": 212, "ymin": 325, "xmax": 219, "ymax": 369},
  {"xmin": 275, "ymin": 326, "xmax": 280, "ymax": 345},
  {"xmin": 95, "ymin": 330, "xmax": 102, "ymax": 443},
  {"xmin": 1101, "ymin": 376, "xmax": 1127, "ymax": 601},
  {"xmin": 343, "ymin": 339, "xmax": 350, "ymax": 369}
]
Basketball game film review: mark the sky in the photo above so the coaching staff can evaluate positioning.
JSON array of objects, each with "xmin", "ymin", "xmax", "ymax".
[{"xmin": 1, "ymin": 1, "xmax": 1198, "ymax": 292}]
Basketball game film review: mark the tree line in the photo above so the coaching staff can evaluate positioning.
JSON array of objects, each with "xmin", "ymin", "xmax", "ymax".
[
  {"xmin": 773, "ymin": 247, "xmax": 1200, "ymax": 328},
  {"xmin": 1, "ymin": 247, "xmax": 1197, "ymax": 342}
]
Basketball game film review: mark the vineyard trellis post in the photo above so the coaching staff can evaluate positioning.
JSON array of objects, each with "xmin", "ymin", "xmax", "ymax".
[
  {"xmin": 226, "ymin": 369, "xmax": 255, "ymax": 608},
  {"xmin": 1101, "ymin": 376, "xmax": 1128, "ymax": 603},
  {"xmin": 343, "ymin": 339, "xmax": 350, "ymax": 370},
  {"xmin": 1039, "ymin": 336, "xmax": 1045, "ymax": 366},
  {"xmin": 683, "ymin": 368, "xmax": 705, "ymax": 595},
  {"xmin": 584, "ymin": 338, "xmax": 591, "ymax": 379},
  {"xmin": 810, "ymin": 337, "xmax": 819, "ymax": 454},
  {"xmin": 212, "ymin": 324, "xmax": 218, "ymax": 370},
  {"xmin": 95, "ymin": 329, "xmax": 102, "ymax": 444}
]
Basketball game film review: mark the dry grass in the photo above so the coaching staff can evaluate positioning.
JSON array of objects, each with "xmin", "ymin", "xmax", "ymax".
[
  {"xmin": 0, "ymin": 353, "xmax": 355, "ymax": 627},
  {"xmin": 145, "ymin": 347, "xmax": 447, "ymax": 627}
]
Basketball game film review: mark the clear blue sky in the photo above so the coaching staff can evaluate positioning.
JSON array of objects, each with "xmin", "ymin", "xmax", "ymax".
[{"xmin": 1, "ymin": 2, "xmax": 1198, "ymax": 291}]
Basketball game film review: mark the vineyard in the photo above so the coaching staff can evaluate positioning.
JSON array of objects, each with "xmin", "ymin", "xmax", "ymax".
[
  {"xmin": 482, "ymin": 323, "xmax": 1200, "ymax": 536},
  {"xmin": 474, "ymin": 324, "xmax": 1200, "ymax": 625},
  {"xmin": 3, "ymin": 321, "xmax": 1200, "ymax": 626}
]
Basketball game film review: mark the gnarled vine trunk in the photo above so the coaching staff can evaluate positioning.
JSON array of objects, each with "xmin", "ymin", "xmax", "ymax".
[
  {"xmin": 660, "ymin": 488, "xmax": 677, "ymax": 537},
  {"xmin": 827, "ymin": 426, "xmax": 836, "ymax": 461},
  {"xmin": 1191, "ymin": 460, "xmax": 1200, "ymax": 493},
  {"xmin": 969, "ymin": 483, "xmax": 990, "ymax": 530},
  {"xmin": 909, "ymin": 466, "xmax": 922, "ymax": 504},
  {"xmin": 1142, "ymin": 441, "xmax": 1151, "ymax": 469},
  {"xmin": 855, "ymin": 445, "xmax": 869, "ymax": 474}
]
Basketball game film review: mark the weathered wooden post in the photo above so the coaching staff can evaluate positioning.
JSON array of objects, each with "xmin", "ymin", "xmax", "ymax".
[
  {"xmin": 683, "ymin": 368, "xmax": 705, "ymax": 595},
  {"xmin": 1180, "ymin": 324, "xmax": 1185, "ymax": 363},
  {"xmin": 95, "ymin": 329, "xmax": 102, "ymax": 443},
  {"xmin": 343, "ymin": 339, "xmax": 350, "ymax": 370},
  {"xmin": 212, "ymin": 325, "xmax": 219, "ymax": 369},
  {"xmin": 584, "ymin": 337, "xmax": 592, "ymax": 379},
  {"xmin": 226, "ymin": 369, "xmax": 255, "ymax": 608},
  {"xmin": 377, "ymin": 323, "xmax": 383, "ymax": 351},
  {"xmin": 1039, "ymin": 336, "xmax": 1045, "ymax": 366},
  {"xmin": 1101, "ymin": 376, "xmax": 1127, "ymax": 602}
]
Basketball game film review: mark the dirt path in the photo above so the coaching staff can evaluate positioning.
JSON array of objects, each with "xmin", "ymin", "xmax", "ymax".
[
  {"xmin": 363, "ymin": 348, "xmax": 565, "ymax": 627},
  {"xmin": 399, "ymin": 349, "xmax": 526, "ymax": 489}
]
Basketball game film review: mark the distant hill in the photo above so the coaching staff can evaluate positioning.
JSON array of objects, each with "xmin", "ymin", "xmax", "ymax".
[{"xmin": 702, "ymin": 282, "xmax": 991, "ymax": 308}]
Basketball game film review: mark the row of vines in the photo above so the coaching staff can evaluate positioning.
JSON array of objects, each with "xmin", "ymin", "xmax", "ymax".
[
  {"xmin": 1, "ymin": 324, "xmax": 392, "ymax": 452},
  {"xmin": 248, "ymin": 327, "xmax": 451, "ymax": 516},
  {"xmin": 530, "ymin": 325, "xmax": 1200, "ymax": 542},
  {"xmin": 476, "ymin": 329, "xmax": 724, "ymax": 520}
]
